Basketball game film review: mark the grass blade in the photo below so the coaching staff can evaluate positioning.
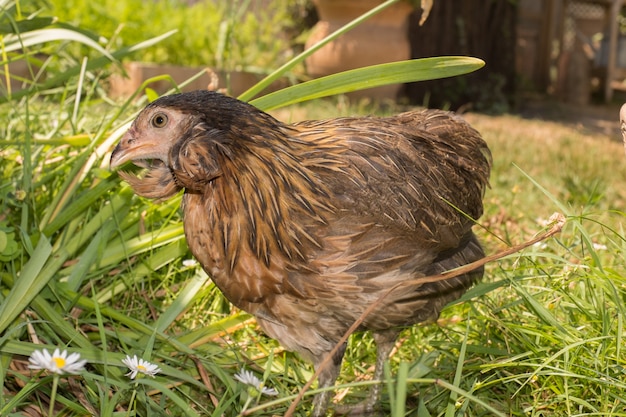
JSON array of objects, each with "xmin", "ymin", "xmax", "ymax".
[
  {"xmin": 0, "ymin": 235, "xmax": 52, "ymax": 333},
  {"xmin": 393, "ymin": 362, "xmax": 408, "ymax": 417},
  {"xmin": 435, "ymin": 378, "xmax": 506, "ymax": 417},
  {"xmin": 445, "ymin": 315, "xmax": 470, "ymax": 417},
  {"xmin": 154, "ymin": 270, "xmax": 212, "ymax": 333},
  {"xmin": 3, "ymin": 28, "xmax": 115, "ymax": 60}
]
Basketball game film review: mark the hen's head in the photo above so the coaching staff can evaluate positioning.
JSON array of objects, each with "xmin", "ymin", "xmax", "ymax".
[{"xmin": 110, "ymin": 90, "xmax": 282, "ymax": 200}]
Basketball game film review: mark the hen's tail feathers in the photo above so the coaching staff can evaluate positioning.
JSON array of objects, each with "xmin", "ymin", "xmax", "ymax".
[{"xmin": 427, "ymin": 231, "xmax": 485, "ymax": 289}]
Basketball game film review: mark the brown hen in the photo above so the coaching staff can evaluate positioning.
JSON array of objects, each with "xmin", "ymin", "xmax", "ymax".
[{"xmin": 110, "ymin": 90, "xmax": 491, "ymax": 416}]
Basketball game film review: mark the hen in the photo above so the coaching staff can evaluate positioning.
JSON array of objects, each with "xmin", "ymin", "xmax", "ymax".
[{"xmin": 110, "ymin": 90, "xmax": 491, "ymax": 415}]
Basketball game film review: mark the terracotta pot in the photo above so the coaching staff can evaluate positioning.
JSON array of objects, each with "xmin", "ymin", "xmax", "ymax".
[{"xmin": 305, "ymin": 0, "xmax": 413, "ymax": 100}]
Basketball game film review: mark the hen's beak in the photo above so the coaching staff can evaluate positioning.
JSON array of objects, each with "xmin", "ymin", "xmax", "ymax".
[
  {"xmin": 111, "ymin": 130, "xmax": 136, "ymax": 169},
  {"xmin": 110, "ymin": 130, "xmax": 167, "ymax": 169}
]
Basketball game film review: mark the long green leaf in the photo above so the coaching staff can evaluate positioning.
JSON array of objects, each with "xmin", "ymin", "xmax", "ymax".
[
  {"xmin": 65, "ymin": 217, "xmax": 121, "ymax": 291},
  {"xmin": 250, "ymin": 57, "xmax": 485, "ymax": 111},
  {"xmin": 98, "ymin": 223, "xmax": 185, "ymax": 267},
  {"xmin": 95, "ymin": 240, "xmax": 188, "ymax": 304},
  {"xmin": 41, "ymin": 175, "xmax": 123, "ymax": 236},
  {"xmin": 0, "ymin": 17, "xmax": 55, "ymax": 35},
  {"xmin": 28, "ymin": 292, "xmax": 94, "ymax": 349},
  {"xmin": 445, "ymin": 315, "xmax": 471, "ymax": 417},
  {"xmin": 394, "ymin": 362, "xmax": 408, "ymax": 416},
  {"xmin": 154, "ymin": 270, "xmax": 211, "ymax": 333},
  {"xmin": 0, "ymin": 235, "xmax": 51, "ymax": 333},
  {"xmin": 0, "ymin": 376, "xmax": 51, "ymax": 416},
  {"xmin": 3, "ymin": 28, "xmax": 114, "ymax": 61}
]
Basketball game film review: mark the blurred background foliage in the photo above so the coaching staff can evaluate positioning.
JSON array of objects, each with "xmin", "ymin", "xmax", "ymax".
[{"xmin": 42, "ymin": 0, "xmax": 313, "ymax": 72}]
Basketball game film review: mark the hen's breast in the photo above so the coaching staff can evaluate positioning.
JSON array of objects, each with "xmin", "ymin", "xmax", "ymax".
[{"xmin": 182, "ymin": 191, "xmax": 289, "ymax": 310}]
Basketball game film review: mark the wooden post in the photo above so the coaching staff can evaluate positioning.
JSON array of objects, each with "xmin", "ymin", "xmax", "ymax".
[{"xmin": 605, "ymin": 0, "xmax": 622, "ymax": 102}]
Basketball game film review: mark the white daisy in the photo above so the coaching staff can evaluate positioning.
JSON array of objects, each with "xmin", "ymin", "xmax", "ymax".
[
  {"xmin": 121, "ymin": 354, "xmax": 161, "ymax": 379},
  {"xmin": 28, "ymin": 348, "xmax": 87, "ymax": 375},
  {"xmin": 234, "ymin": 368, "xmax": 278, "ymax": 396}
]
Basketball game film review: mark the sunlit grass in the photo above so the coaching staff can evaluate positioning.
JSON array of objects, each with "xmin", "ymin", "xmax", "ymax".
[{"xmin": 4, "ymin": 92, "xmax": 626, "ymax": 416}]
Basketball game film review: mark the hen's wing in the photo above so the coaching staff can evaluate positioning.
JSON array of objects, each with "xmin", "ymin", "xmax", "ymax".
[{"xmin": 295, "ymin": 109, "xmax": 491, "ymax": 249}]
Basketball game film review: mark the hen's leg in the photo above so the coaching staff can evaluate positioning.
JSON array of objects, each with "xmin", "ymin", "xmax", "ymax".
[
  {"xmin": 335, "ymin": 329, "xmax": 399, "ymax": 415},
  {"xmin": 311, "ymin": 342, "xmax": 347, "ymax": 417},
  {"xmin": 369, "ymin": 330, "xmax": 398, "ymax": 411}
]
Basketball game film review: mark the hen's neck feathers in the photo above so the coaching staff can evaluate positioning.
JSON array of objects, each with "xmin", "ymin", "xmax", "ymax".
[{"xmin": 172, "ymin": 105, "xmax": 339, "ymax": 266}]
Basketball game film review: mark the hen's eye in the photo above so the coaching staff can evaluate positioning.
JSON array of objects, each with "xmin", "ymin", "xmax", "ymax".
[{"xmin": 152, "ymin": 113, "xmax": 168, "ymax": 128}]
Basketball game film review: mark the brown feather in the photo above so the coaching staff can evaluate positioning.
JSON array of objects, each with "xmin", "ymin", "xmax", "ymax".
[{"xmin": 110, "ymin": 90, "xmax": 491, "ymax": 415}]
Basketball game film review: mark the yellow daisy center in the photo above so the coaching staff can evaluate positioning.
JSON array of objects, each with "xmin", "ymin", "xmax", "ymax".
[
  {"xmin": 53, "ymin": 357, "xmax": 66, "ymax": 368},
  {"xmin": 138, "ymin": 364, "xmax": 146, "ymax": 371}
]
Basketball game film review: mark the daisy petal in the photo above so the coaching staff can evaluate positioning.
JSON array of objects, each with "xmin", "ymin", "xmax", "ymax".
[
  {"xmin": 122, "ymin": 354, "xmax": 161, "ymax": 379},
  {"xmin": 234, "ymin": 368, "xmax": 278, "ymax": 397}
]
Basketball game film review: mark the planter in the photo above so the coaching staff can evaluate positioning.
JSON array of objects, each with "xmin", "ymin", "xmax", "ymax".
[
  {"xmin": 108, "ymin": 62, "xmax": 286, "ymax": 99},
  {"xmin": 305, "ymin": 0, "xmax": 413, "ymax": 101}
]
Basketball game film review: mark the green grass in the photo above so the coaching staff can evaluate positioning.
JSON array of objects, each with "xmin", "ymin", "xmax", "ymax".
[
  {"xmin": 4, "ymin": 96, "xmax": 626, "ymax": 416},
  {"xmin": 3, "ymin": 1, "xmax": 626, "ymax": 416}
]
